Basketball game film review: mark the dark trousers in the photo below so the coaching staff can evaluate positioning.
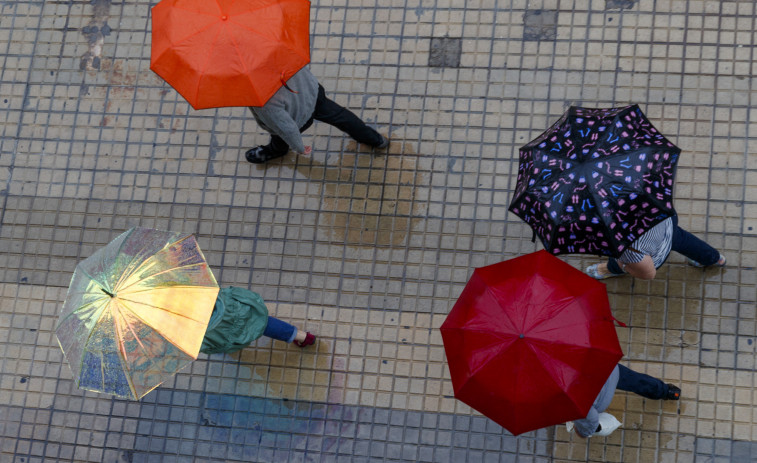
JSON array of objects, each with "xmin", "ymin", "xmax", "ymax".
[
  {"xmin": 607, "ymin": 215, "xmax": 720, "ymax": 274},
  {"xmin": 263, "ymin": 316, "xmax": 296, "ymax": 343},
  {"xmin": 616, "ymin": 364, "xmax": 668, "ymax": 399},
  {"xmin": 266, "ymin": 85, "xmax": 383, "ymax": 154}
]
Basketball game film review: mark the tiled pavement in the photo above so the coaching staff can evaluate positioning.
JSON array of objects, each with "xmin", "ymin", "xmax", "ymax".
[{"xmin": 1, "ymin": 0, "xmax": 757, "ymax": 461}]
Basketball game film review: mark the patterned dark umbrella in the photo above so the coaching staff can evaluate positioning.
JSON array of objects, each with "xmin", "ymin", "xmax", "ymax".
[{"xmin": 508, "ymin": 105, "xmax": 680, "ymax": 257}]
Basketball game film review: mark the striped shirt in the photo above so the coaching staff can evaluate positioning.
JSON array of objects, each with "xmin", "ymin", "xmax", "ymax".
[{"xmin": 619, "ymin": 217, "xmax": 674, "ymax": 268}]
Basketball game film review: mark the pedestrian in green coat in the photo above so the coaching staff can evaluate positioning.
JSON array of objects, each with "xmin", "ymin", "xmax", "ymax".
[{"xmin": 200, "ymin": 287, "xmax": 315, "ymax": 354}]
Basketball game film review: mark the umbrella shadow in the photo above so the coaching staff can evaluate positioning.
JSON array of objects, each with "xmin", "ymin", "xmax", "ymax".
[
  {"xmin": 252, "ymin": 141, "xmax": 427, "ymax": 247},
  {"xmin": 302, "ymin": 141, "xmax": 427, "ymax": 247},
  {"xmin": 228, "ymin": 333, "xmax": 336, "ymax": 402}
]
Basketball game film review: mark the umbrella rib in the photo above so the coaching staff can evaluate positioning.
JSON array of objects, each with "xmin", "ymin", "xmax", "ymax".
[
  {"xmin": 117, "ymin": 296, "xmax": 211, "ymax": 324},
  {"xmin": 75, "ymin": 266, "xmax": 105, "ymax": 291},
  {"xmin": 112, "ymin": 235, "xmax": 193, "ymax": 292},
  {"xmin": 272, "ymin": 0, "xmax": 311, "ymax": 64},
  {"xmin": 111, "ymin": 236, "xmax": 164, "ymax": 294},
  {"xmin": 152, "ymin": 10, "xmax": 219, "ymax": 66},
  {"xmin": 444, "ymin": 327, "xmax": 518, "ymax": 380},
  {"xmin": 116, "ymin": 261, "xmax": 212, "ymax": 294},
  {"xmin": 73, "ymin": 300, "xmax": 136, "ymax": 396},
  {"xmin": 229, "ymin": 7, "xmax": 310, "ymax": 64},
  {"xmin": 56, "ymin": 297, "xmax": 108, "ymax": 327},
  {"xmin": 116, "ymin": 299, "xmax": 204, "ymax": 357},
  {"xmin": 526, "ymin": 342, "xmax": 591, "ymax": 418},
  {"xmin": 483, "ymin": 284, "xmax": 527, "ymax": 334},
  {"xmin": 223, "ymin": 24, "xmax": 263, "ymax": 103},
  {"xmin": 193, "ymin": 24, "xmax": 228, "ymax": 107},
  {"xmin": 113, "ymin": 305, "xmax": 157, "ymax": 398}
]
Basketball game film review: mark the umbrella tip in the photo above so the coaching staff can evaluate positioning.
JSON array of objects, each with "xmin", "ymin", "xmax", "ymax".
[
  {"xmin": 519, "ymin": 333, "xmax": 525, "ymax": 339},
  {"xmin": 101, "ymin": 288, "xmax": 115, "ymax": 298}
]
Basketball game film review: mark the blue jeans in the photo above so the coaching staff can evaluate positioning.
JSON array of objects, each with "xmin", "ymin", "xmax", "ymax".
[
  {"xmin": 607, "ymin": 215, "xmax": 720, "ymax": 274},
  {"xmin": 616, "ymin": 364, "xmax": 669, "ymax": 400},
  {"xmin": 263, "ymin": 317, "xmax": 297, "ymax": 343}
]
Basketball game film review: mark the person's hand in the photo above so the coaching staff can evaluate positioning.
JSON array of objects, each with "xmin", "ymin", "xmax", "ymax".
[{"xmin": 304, "ymin": 145, "xmax": 312, "ymax": 155}]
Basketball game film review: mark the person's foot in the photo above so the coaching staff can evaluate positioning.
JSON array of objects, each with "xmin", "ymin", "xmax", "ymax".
[
  {"xmin": 374, "ymin": 135, "xmax": 389, "ymax": 149},
  {"xmin": 687, "ymin": 253, "xmax": 726, "ymax": 268},
  {"xmin": 245, "ymin": 145, "xmax": 288, "ymax": 164},
  {"xmin": 664, "ymin": 384, "xmax": 681, "ymax": 400},
  {"xmin": 585, "ymin": 263, "xmax": 621, "ymax": 280},
  {"xmin": 294, "ymin": 332, "xmax": 316, "ymax": 348}
]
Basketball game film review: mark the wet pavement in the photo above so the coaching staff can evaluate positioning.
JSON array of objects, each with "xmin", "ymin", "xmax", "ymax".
[{"xmin": 1, "ymin": 0, "xmax": 756, "ymax": 462}]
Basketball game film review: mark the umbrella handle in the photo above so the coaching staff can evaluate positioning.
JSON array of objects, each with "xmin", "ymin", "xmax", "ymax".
[
  {"xmin": 611, "ymin": 316, "xmax": 627, "ymax": 328},
  {"xmin": 281, "ymin": 72, "xmax": 298, "ymax": 94}
]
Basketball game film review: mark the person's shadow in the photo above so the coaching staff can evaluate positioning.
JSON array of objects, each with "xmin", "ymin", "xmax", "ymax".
[{"xmin": 251, "ymin": 140, "xmax": 427, "ymax": 248}]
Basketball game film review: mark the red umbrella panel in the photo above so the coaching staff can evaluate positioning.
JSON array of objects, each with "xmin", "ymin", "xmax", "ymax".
[
  {"xmin": 151, "ymin": 0, "xmax": 311, "ymax": 109},
  {"xmin": 440, "ymin": 250, "xmax": 623, "ymax": 436}
]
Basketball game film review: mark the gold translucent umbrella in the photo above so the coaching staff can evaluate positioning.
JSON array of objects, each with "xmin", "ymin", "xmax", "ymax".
[{"xmin": 56, "ymin": 227, "xmax": 219, "ymax": 400}]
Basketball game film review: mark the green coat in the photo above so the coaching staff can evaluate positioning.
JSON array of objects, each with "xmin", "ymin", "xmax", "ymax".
[{"xmin": 200, "ymin": 287, "xmax": 269, "ymax": 354}]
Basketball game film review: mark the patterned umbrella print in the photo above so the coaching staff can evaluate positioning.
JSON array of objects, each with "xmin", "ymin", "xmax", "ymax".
[{"xmin": 508, "ymin": 105, "xmax": 681, "ymax": 257}]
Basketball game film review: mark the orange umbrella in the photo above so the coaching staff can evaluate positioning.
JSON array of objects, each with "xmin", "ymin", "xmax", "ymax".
[{"xmin": 151, "ymin": 0, "xmax": 311, "ymax": 110}]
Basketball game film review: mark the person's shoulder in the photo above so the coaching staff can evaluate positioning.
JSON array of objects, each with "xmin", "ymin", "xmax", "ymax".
[{"xmin": 293, "ymin": 67, "xmax": 319, "ymax": 91}]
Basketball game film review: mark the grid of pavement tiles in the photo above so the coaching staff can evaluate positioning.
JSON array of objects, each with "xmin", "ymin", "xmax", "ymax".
[{"xmin": 1, "ymin": 0, "xmax": 757, "ymax": 461}]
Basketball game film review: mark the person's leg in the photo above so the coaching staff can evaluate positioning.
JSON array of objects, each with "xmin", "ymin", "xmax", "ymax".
[
  {"xmin": 616, "ymin": 364, "xmax": 676, "ymax": 400},
  {"xmin": 246, "ymin": 118, "xmax": 316, "ymax": 163},
  {"xmin": 246, "ymin": 136, "xmax": 289, "ymax": 163},
  {"xmin": 263, "ymin": 316, "xmax": 297, "ymax": 343},
  {"xmin": 606, "ymin": 258, "xmax": 624, "ymax": 274},
  {"xmin": 671, "ymin": 215, "xmax": 722, "ymax": 266},
  {"xmin": 312, "ymin": 85, "xmax": 385, "ymax": 147},
  {"xmin": 263, "ymin": 316, "xmax": 317, "ymax": 347}
]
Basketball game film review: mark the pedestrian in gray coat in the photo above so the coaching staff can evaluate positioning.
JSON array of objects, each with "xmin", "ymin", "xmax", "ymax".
[{"xmin": 246, "ymin": 67, "xmax": 388, "ymax": 163}]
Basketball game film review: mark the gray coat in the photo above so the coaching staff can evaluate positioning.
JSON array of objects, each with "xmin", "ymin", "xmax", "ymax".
[{"xmin": 249, "ymin": 68, "xmax": 319, "ymax": 153}]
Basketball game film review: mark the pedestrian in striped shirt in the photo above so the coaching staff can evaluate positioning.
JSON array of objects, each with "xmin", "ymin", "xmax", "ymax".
[{"xmin": 586, "ymin": 216, "xmax": 726, "ymax": 280}]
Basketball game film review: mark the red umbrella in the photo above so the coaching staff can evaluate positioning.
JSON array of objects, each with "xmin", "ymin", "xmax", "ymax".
[
  {"xmin": 150, "ymin": 0, "xmax": 311, "ymax": 109},
  {"xmin": 440, "ymin": 250, "xmax": 623, "ymax": 436}
]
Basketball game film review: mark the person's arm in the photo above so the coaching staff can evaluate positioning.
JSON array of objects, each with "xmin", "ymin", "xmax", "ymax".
[
  {"xmin": 254, "ymin": 107, "xmax": 306, "ymax": 153},
  {"xmin": 621, "ymin": 255, "xmax": 656, "ymax": 280},
  {"xmin": 573, "ymin": 408, "xmax": 600, "ymax": 438}
]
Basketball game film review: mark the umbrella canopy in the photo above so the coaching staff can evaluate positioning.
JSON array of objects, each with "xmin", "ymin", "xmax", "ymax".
[
  {"xmin": 56, "ymin": 227, "xmax": 220, "ymax": 400},
  {"xmin": 150, "ymin": 0, "xmax": 311, "ymax": 109},
  {"xmin": 440, "ymin": 250, "xmax": 623, "ymax": 436},
  {"xmin": 508, "ymin": 105, "xmax": 680, "ymax": 257}
]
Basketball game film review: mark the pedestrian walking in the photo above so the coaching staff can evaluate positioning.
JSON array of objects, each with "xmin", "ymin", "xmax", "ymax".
[
  {"xmin": 245, "ymin": 67, "xmax": 389, "ymax": 164},
  {"xmin": 572, "ymin": 364, "xmax": 681, "ymax": 438},
  {"xmin": 200, "ymin": 287, "xmax": 315, "ymax": 355},
  {"xmin": 585, "ymin": 215, "xmax": 726, "ymax": 280}
]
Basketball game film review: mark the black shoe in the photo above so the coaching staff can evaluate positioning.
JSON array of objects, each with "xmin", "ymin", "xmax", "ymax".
[
  {"xmin": 374, "ymin": 135, "xmax": 389, "ymax": 149},
  {"xmin": 664, "ymin": 384, "xmax": 681, "ymax": 400},
  {"xmin": 245, "ymin": 145, "xmax": 287, "ymax": 164}
]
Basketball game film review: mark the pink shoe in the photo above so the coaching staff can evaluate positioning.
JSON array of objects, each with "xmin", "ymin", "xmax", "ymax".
[{"xmin": 294, "ymin": 332, "xmax": 316, "ymax": 348}]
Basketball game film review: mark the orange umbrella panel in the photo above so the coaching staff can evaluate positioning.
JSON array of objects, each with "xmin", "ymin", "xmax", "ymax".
[{"xmin": 151, "ymin": 0, "xmax": 311, "ymax": 109}]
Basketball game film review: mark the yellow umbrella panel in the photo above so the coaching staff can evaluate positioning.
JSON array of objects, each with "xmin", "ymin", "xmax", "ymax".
[{"xmin": 56, "ymin": 227, "xmax": 219, "ymax": 400}]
